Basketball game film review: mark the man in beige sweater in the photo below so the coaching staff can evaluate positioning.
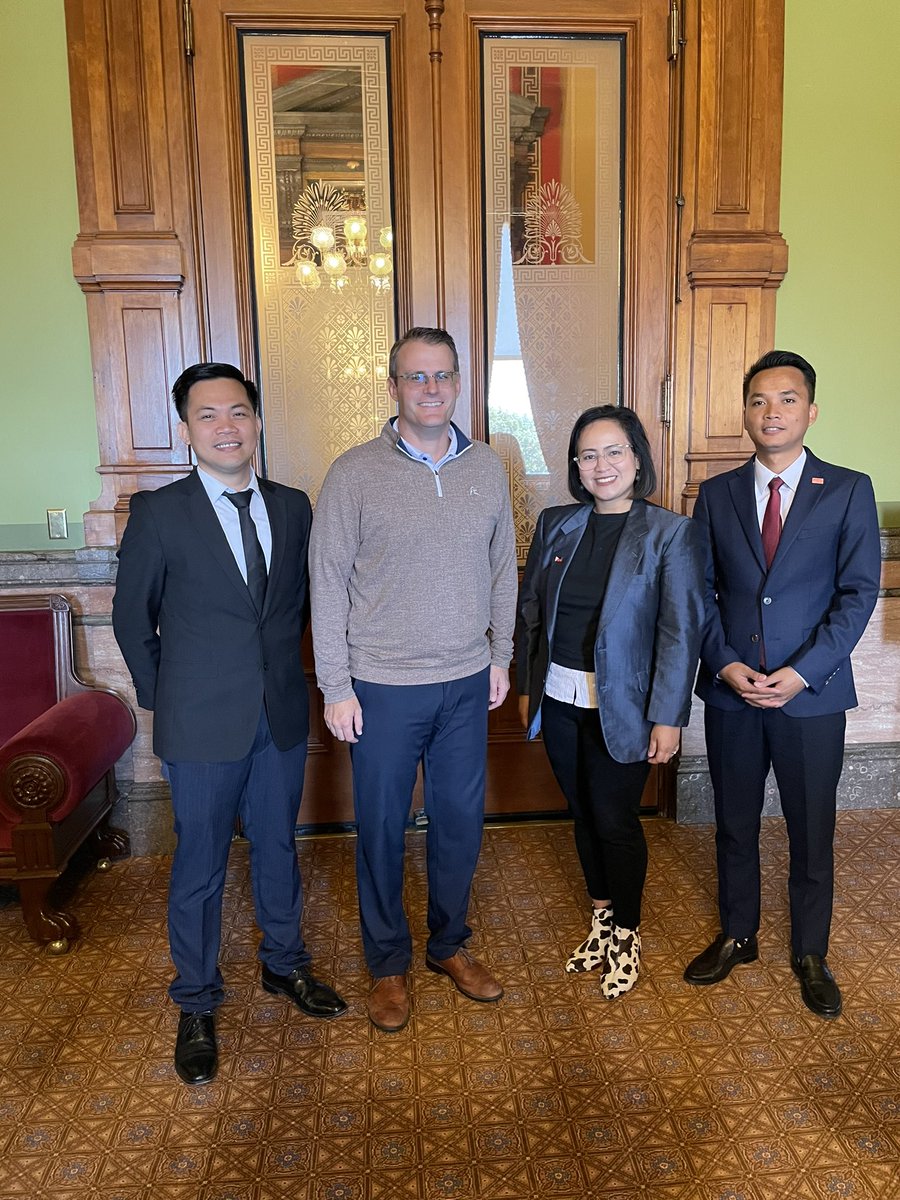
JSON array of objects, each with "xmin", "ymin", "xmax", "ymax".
[{"xmin": 310, "ymin": 327, "xmax": 517, "ymax": 1032}]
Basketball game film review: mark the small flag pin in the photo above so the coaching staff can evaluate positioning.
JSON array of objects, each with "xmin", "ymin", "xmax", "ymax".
[
  {"xmin": 553, "ymin": 555, "xmax": 564, "ymax": 564},
  {"xmin": 811, "ymin": 477, "xmax": 824, "ymax": 485}
]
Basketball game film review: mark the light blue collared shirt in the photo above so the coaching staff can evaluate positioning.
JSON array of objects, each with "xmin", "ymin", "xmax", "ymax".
[
  {"xmin": 392, "ymin": 417, "xmax": 460, "ymax": 472},
  {"xmin": 754, "ymin": 449, "xmax": 806, "ymax": 529},
  {"xmin": 196, "ymin": 467, "xmax": 272, "ymax": 581}
]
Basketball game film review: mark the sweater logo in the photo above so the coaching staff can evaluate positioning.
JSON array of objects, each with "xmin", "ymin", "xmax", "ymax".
[{"xmin": 469, "ymin": 487, "xmax": 480, "ymax": 496}]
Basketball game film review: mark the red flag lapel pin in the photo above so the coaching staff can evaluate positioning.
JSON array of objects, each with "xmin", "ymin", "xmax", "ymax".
[{"xmin": 811, "ymin": 477, "xmax": 824, "ymax": 485}]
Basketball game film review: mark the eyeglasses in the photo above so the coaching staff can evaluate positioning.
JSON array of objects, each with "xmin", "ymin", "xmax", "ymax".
[
  {"xmin": 394, "ymin": 370, "xmax": 459, "ymax": 387},
  {"xmin": 573, "ymin": 445, "xmax": 633, "ymax": 468}
]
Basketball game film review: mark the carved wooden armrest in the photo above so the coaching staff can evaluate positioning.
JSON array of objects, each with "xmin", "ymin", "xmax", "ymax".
[{"xmin": 0, "ymin": 691, "xmax": 136, "ymax": 828}]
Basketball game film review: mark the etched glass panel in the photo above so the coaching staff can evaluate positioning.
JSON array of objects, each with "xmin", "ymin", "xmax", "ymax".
[
  {"xmin": 482, "ymin": 37, "xmax": 623, "ymax": 561},
  {"xmin": 242, "ymin": 35, "xmax": 396, "ymax": 500}
]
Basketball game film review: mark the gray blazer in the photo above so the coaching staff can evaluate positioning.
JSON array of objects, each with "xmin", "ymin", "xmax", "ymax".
[{"xmin": 517, "ymin": 499, "xmax": 706, "ymax": 763}]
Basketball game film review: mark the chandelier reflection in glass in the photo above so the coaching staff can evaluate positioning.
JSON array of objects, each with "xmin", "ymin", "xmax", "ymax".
[{"xmin": 290, "ymin": 181, "xmax": 393, "ymax": 293}]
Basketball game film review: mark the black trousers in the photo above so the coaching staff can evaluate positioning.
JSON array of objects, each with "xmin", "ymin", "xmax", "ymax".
[
  {"xmin": 540, "ymin": 696, "xmax": 650, "ymax": 930},
  {"xmin": 704, "ymin": 704, "xmax": 846, "ymax": 958}
]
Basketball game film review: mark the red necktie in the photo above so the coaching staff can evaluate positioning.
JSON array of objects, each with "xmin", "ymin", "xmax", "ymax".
[{"xmin": 761, "ymin": 477, "xmax": 784, "ymax": 568}]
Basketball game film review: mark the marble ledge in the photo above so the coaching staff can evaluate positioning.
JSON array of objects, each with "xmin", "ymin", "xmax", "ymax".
[
  {"xmin": 113, "ymin": 742, "xmax": 900, "ymax": 852},
  {"xmin": 677, "ymin": 741, "xmax": 900, "ymax": 825},
  {"xmin": 110, "ymin": 783, "xmax": 176, "ymax": 858},
  {"xmin": 0, "ymin": 547, "xmax": 118, "ymax": 588}
]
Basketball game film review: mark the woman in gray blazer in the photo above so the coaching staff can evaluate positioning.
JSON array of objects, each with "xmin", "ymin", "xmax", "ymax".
[{"xmin": 517, "ymin": 406, "xmax": 705, "ymax": 998}]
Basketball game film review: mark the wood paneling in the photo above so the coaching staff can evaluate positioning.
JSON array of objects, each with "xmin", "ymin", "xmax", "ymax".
[
  {"xmin": 65, "ymin": 0, "xmax": 202, "ymax": 544},
  {"xmin": 712, "ymin": 0, "xmax": 752, "ymax": 213},
  {"xmin": 105, "ymin": 0, "xmax": 153, "ymax": 212},
  {"xmin": 122, "ymin": 308, "xmax": 175, "ymax": 450},
  {"xmin": 673, "ymin": 0, "xmax": 787, "ymax": 512}
]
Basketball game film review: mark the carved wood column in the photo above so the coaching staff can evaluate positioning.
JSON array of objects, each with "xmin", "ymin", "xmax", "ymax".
[
  {"xmin": 673, "ymin": 0, "xmax": 787, "ymax": 511},
  {"xmin": 65, "ymin": 0, "xmax": 201, "ymax": 545}
]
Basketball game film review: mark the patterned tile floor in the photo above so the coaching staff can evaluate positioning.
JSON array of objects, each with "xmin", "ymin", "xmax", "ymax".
[{"xmin": 2, "ymin": 811, "xmax": 900, "ymax": 1200}]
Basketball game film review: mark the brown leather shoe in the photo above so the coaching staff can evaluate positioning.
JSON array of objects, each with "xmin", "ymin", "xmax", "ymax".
[
  {"xmin": 426, "ymin": 948, "xmax": 503, "ymax": 1002},
  {"xmin": 367, "ymin": 974, "xmax": 409, "ymax": 1032}
]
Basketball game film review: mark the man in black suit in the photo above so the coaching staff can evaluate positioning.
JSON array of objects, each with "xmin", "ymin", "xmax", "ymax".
[
  {"xmin": 684, "ymin": 350, "xmax": 881, "ymax": 1018},
  {"xmin": 113, "ymin": 363, "xmax": 346, "ymax": 1085}
]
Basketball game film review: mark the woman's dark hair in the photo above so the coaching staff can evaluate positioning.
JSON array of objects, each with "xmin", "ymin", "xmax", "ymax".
[{"xmin": 566, "ymin": 404, "xmax": 657, "ymax": 503}]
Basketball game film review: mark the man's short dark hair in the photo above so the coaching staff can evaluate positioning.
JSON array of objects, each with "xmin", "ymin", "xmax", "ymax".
[
  {"xmin": 566, "ymin": 404, "xmax": 658, "ymax": 504},
  {"xmin": 743, "ymin": 350, "xmax": 816, "ymax": 406},
  {"xmin": 389, "ymin": 327, "xmax": 460, "ymax": 378},
  {"xmin": 171, "ymin": 362, "xmax": 260, "ymax": 421}
]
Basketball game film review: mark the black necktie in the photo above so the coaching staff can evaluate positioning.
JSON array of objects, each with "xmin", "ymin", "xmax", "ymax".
[{"xmin": 226, "ymin": 490, "xmax": 267, "ymax": 613}]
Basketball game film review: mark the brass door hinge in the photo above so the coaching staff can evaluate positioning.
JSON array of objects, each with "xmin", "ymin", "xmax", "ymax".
[
  {"xmin": 183, "ymin": 0, "xmax": 194, "ymax": 58},
  {"xmin": 668, "ymin": 0, "xmax": 681, "ymax": 64},
  {"xmin": 660, "ymin": 375, "xmax": 673, "ymax": 427}
]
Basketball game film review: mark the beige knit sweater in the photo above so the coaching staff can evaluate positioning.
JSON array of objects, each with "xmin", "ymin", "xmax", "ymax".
[{"xmin": 309, "ymin": 421, "xmax": 517, "ymax": 703}]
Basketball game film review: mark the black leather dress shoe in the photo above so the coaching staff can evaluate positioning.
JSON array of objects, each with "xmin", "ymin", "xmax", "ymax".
[
  {"xmin": 684, "ymin": 932, "xmax": 758, "ymax": 985},
  {"xmin": 174, "ymin": 1010, "xmax": 217, "ymax": 1085},
  {"xmin": 792, "ymin": 954, "xmax": 842, "ymax": 1019},
  {"xmin": 261, "ymin": 965, "xmax": 348, "ymax": 1019}
]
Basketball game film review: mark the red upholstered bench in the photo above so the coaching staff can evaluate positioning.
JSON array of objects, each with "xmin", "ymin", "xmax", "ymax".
[{"xmin": 0, "ymin": 594, "xmax": 136, "ymax": 951}]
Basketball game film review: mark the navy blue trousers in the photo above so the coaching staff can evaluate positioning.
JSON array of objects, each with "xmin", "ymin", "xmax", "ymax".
[
  {"xmin": 350, "ymin": 667, "xmax": 490, "ymax": 976},
  {"xmin": 165, "ymin": 706, "xmax": 309, "ymax": 1012},
  {"xmin": 705, "ymin": 704, "xmax": 845, "ymax": 959}
]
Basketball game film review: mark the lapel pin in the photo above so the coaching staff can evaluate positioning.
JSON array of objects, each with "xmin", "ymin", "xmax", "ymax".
[
  {"xmin": 811, "ymin": 477, "xmax": 824, "ymax": 485},
  {"xmin": 553, "ymin": 555, "xmax": 564, "ymax": 564}
]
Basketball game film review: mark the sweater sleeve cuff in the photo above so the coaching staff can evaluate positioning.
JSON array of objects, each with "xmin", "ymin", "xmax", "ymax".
[{"xmin": 320, "ymin": 683, "xmax": 357, "ymax": 705}]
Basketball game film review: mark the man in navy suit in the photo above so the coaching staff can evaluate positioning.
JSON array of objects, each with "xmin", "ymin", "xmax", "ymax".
[
  {"xmin": 684, "ymin": 350, "xmax": 881, "ymax": 1018},
  {"xmin": 113, "ymin": 363, "xmax": 347, "ymax": 1085}
]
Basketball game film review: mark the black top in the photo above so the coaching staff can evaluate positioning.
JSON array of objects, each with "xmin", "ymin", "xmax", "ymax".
[{"xmin": 552, "ymin": 509, "xmax": 629, "ymax": 670}]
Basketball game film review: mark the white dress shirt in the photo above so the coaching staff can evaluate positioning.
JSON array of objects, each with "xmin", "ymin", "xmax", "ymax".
[
  {"xmin": 544, "ymin": 661, "xmax": 600, "ymax": 710},
  {"xmin": 752, "ymin": 450, "xmax": 809, "ymax": 685},
  {"xmin": 754, "ymin": 449, "xmax": 806, "ymax": 530},
  {"xmin": 197, "ymin": 467, "xmax": 272, "ymax": 581}
]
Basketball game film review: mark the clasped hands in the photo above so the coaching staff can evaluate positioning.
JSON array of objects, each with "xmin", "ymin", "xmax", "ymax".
[{"xmin": 719, "ymin": 661, "xmax": 806, "ymax": 708}]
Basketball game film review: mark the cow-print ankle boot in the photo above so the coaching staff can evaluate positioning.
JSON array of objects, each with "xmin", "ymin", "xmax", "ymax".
[
  {"xmin": 565, "ymin": 905, "xmax": 614, "ymax": 973},
  {"xmin": 600, "ymin": 924, "xmax": 641, "ymax": 999}
]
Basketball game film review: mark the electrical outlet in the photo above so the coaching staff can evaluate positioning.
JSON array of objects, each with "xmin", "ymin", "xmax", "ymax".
[{"xmin": 47, "ymin": 509, "xmax": 68, "ymax": 539}]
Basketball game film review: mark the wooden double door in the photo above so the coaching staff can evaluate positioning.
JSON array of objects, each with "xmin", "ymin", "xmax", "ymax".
[{"xmin": 65, "ymin": 0, "xmax": 788, "ymax": 821}]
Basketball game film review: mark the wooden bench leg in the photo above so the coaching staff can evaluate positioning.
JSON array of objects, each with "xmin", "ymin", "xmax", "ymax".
[
  {"xmin": 91, "ymin": 818, "xmax": 130, "ymax": 861},
  {"xmin": 17, "ymin": 877, "xmax": 80, "ymax": 951}
]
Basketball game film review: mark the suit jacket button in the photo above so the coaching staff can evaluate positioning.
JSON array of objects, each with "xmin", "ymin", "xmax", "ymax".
[
  {"xmin": 751, "ymin": 634, "xmax": 759, "ymax": 643},
  {"xmin": 762, "ymin": 596, "xmax": 772, "ymax": 605}
]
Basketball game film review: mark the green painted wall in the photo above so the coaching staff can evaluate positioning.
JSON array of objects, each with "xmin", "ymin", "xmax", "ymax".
[
  {"xmin": 0, "ymin": 1, "xmax": 96, "ymax": 550},
  {"xmin": 777, "ymin": 0, "xmax": 900, "ymax": 522},
  {"xmin": 0, "ymin": 2, "xmax": 897, "ymax": 551}
]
